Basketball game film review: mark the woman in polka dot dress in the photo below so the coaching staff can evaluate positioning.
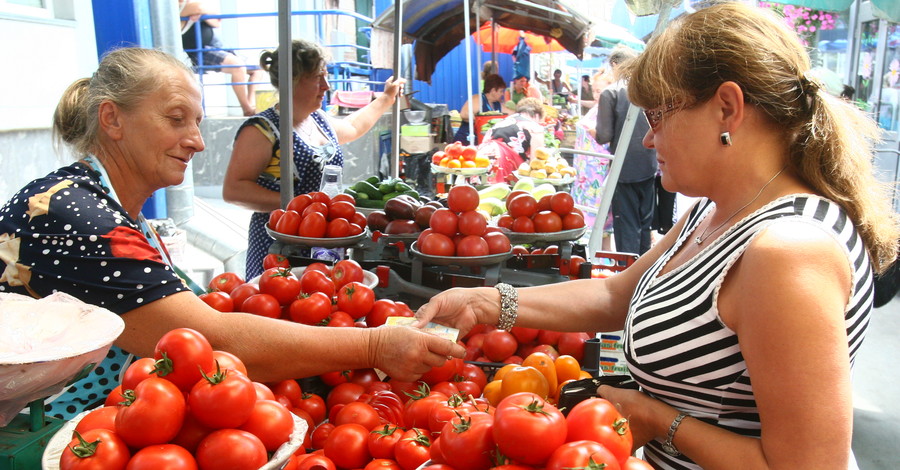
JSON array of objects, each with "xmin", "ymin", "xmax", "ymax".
[
  {"xmin": 0, "ymin": 47, "xmax": 462, "ymax": 420},
  {"xmin": 223, "ymin": 39, "xmax": 405, "ymax": 280}
]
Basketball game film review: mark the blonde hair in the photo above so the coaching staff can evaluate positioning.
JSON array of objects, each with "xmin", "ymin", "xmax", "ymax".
[
  {"xmin": 516, "ymin": 97, "xmax": 544, "ymax": 120},
  {"xmin": 260, "ymin": 39, "xmax": 327, "ymax": 90},
  {"xmin": 53, "ymin": 47, "xmax": 192, "ymax": 157},
  {"xmin": 622, "ymin": 2, "xmax": 898, "ymax": 273}
]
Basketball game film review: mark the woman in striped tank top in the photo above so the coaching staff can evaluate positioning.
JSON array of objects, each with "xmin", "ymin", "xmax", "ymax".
[{"xmin": 416, "ymin": 3, "xmax": 899, "ymax": 469}]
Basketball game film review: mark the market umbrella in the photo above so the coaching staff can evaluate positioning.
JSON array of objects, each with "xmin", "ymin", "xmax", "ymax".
[
  {"xmin": 475, "ymin": 22, "xmax": 566, "ymax": 54},
  {"xmin": 592, "ymin": 23, "xmax": 645, "ymax": 51}
]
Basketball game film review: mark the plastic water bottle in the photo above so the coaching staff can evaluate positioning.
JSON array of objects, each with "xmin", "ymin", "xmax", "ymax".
[{"xmin": 320, "ymin": 164, "xmax": 343, "ymax": 198}]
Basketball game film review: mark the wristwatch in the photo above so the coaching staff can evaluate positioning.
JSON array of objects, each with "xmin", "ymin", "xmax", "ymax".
[{"xmin": 661, "ymin": 412, "xmax": 687, "ymax": 457}]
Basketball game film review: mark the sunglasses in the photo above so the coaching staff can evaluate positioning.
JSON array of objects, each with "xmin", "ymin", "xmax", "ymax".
[{"xmin": 643, "ymin": 102, "xmax": 683, "ymax": 130}]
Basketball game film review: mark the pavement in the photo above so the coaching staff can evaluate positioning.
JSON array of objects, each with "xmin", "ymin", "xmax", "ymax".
[{"xmin": 180, "ymin": 194, "xmax": 899, "ymax": 468}]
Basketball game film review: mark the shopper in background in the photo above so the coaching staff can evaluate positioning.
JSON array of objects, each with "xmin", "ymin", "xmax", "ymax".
[
  {"xmin": 596, "ymin": 45, "xmax": 657, "ymax": 255},
  {"xmin": 503, "ymin": 73, "xmax": 542, "ymax": 113},
  {"xmin": 179, "ymin": 0, "xmax": 263, "ymax": 116},
  {"xmin": 453, "ymin": 73, "xmax": 506, "ymax": 144},
  {"xmin": 416, "ymin": 3, "xmax": 898, "ymax": 469},
  {"xmin": 223, "ymin": 39, "xmax": 404, "ymax": 280},
  {"xmin": 0, "ymin": 47, "xmax": 461, "ymax": 420}
]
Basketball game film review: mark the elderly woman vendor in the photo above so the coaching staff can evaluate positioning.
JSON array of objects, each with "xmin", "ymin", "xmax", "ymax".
[{"xmin": 0, "ymin": 47, "xmax": 463, "ymax": 419}]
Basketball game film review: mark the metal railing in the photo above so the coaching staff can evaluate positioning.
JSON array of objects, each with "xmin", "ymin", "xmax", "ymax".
[{"xmin": 182, "ymin": 8, "xmax": 377, "ymax": 115}]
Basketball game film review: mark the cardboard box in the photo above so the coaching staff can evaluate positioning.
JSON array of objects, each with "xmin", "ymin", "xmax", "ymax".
[{"xmin": 400, "ymin": 135, "xmax": 436, "ymax": 154}]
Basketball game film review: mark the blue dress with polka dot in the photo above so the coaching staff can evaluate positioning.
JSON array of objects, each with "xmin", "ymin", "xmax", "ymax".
[
  {"xmin": 0, "ymin": 163, "xmax": 189, "ymax": 419},
  {"xmin": 238, "ymin": 106, "xmax": 344, "ymax": 280}
]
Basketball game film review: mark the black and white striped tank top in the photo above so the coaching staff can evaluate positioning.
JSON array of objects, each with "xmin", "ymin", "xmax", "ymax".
[{"xmin": 625, "ymin": 194, "xmax": 873, "ymax": 469}]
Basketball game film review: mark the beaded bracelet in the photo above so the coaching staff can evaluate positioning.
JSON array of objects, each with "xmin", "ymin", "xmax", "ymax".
[{"xmin": 495, "ymin": 283, "xmax": 518, "ymax": 331}]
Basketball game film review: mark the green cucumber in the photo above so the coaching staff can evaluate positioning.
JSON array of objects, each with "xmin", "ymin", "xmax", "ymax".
[{"xmin": 356, "ymin": 198, "xmax": 386, "ymax": 209}]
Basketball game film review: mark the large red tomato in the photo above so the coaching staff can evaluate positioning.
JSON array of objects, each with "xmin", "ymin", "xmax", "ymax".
[
  {"xmin": 366, "ymin": 299, "xmax": 402, "ymax": 328},
  {"xmin": 195, "ymin": 429, "xmax": 268, "ymax": 470},
  {"xmin": 367, "ymin": 424, "xmax": 404, "ymax": 459},
  {"xmin": 299, "ymin": 269, "xmax": 335, "ymax": 297},
  {"xmin": 394, "ymin": 428, "xmax": 432, "ymax": 470},
  {"xmin": 562, "ymin": 212, "xmax": 586, "ymax": 230},
  {"xmin": 198, "ymin": 291, "xmax": 233, "ymax": 312},
  {"xmin": 268, "ymin": 209, "xmax": 285, "ymax": 230},
  {"xmin": 337, "ymin": 281, "xmax": 375, "ymax": 318},
  {"xmin": 334, "ymin": 401, "xmax": 381, "ymax": 430},
  {"xmin": 557, "ymin": 332, "xmax": 591, "ymax": 362},
  {"xmin": 188, "ymin": 365, "xmax": 257, "ymax": 429},
  {"xmin": 212, "ymin": 350, "xmax": 248, "ymax": 376},
  {"xmin": 549, "ymin": 192, "xmax": 575, "ymax": 215},
  {"xmin": 121, "ymin": 357, "xmax": 157, "ymax": 392},
  {"xmin": 258, "ymin": 267, "xmax": 302, "ymax": 305},
  {"xmin": 331, "ymin": 259, "xmax": 364, "ymax": 289},
  {"xmin": 428, "ymin": 208, "xmax": 459, "ymax": 237},
  {"xmin": 289, "ymin": 292, "xmax": 333, "ymax": 325},
  {"xmin": 545, "ymin": 440, "xmax": 622, "ymax": 470},
  {"xmin": 170, "ymin": 413, "xmax": 213, "ymax": 454},
  {"xmin": 419, "ymin": 232, "xmax": 455, "ymax": 257},
  {"xmin": 125, "ymin": 444, "xmax": 198, "ymax": 470},
  {"xmin": 439, "ymin": 411, "xmax": 495, "ymax": 470},
  {"xmin": 327, "ymin": 382, "xmax": 367, "ymax": 410},
  {"xmin": 511, "ymin": 216, "xmax": 535, "ymax": 233},
  {"xmin": 73, "ymin": 406, "xmax": 118, "ymax": 436},
  {"xmin": 565, "ymin": 397, "xmax": 633, "ymax": 465},
  {"xmin": 403, "ymin": 391, "xmax": 448, "ymax": 430},
  {"xmin": 286, "ymin": 194, "xmax": 313, "ymax": 213},
  {"xmin": 152, "ymin": 328, "xmax": 214, "ymax": 392},
  {"xmin": 115, "ymin": 377, "xmax": 186, "ymax": 448},
  {"xmin": 296, "ymin": 392, "xmax": 327, "ymax": 425},
  {"xmin": 420, "ymin": 357, "xmax": 462, "ymax": 385},
  {"xmin": 447, "ymin": 185, "xmax": 479, "ymax": 213},
  {"xmin": 507, "ymin": 194, "xmax": 537, "ymax": 219},
  {"xmin": 482, "ymin": 329, "xmax": 518, "ymax": 362},
  {"xmin": 533, "ymin": 210, "xmax": 563, "ymax": 233},
  {"xmin": 483, "ymin": 232, "xmax": 511, "ymax": 254},
  {"xmin": 324, "ymin": 423, "xmax": 372, "ymax": 469},
  {"xmin": 297, "ymin": 211, "xmax": 328, "ymax": 238},
  {"xmin": 456, "ymin": 235, "xmax": 489, "ymax": 257},
  {"xmin": 328, "ymin": 201, "xmax": 357, "ymax": 221},
  {"xmin": 275, "ymin": 210, "xmax": 302, "ymax": 235},
  {"xmin": 239, "ymin": 399, "xmax": 295, "ymax": 452},
  {"xmin": 263, "ymin": 253, "xmax": 292, "ymax": 270},
  {"xmin": 59, "ymin": 429, "xmax": 130, "ymax": 470},
  {"xmin": 296, "ymin": 454, "xmax": 337, "ymax": 470},
  {"xmin": 326, "ymin": 218, "xmax": 351, "ymax": 238},
  {"xmin": 492, "ymin": 392, "xmax": 567, "ymax": 465},
  {"xmin": 207, "ymin": 272, "xmax": 244, "ymax": 294},
  {"xmin": 229, "ymin": 283, "xmax": 260, "ymax": 311},
  {"xmin": 240, "ymin": 293, "xmax": 282, "ymax": 318},
  {"xmin": 457, "ymin": 211, "xmax": 487, "ymax": 236}
]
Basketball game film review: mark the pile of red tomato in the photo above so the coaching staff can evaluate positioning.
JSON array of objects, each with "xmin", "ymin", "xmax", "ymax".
[
  {"xmin": 199, "ymin": 259, "xmax": 414, "ymax": 327},
  {"xmin": 416, "ymin": 185, "xmax": 512, "ymax": 257},
  {"xmin": 268, "ymin": 192, "xmax": 368, "ymax": 239},
  {"xmin": 462, "ymin": 323, "xmax": 593, "ymax": 365},
  {"xmin": 59, "ymin": 328, "xmax": 297, "ymax": 469},
  {"xmin": 497, "ymin": 191, "xmax": 585, "ymax": 234}
]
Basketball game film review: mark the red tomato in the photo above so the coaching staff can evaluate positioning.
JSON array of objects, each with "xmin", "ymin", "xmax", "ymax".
[
  {"xmin": 511, "ymin": 216, "xmax": 535, "ymax": 233},
  {"xmin": 270, "ymin": 379, "xmax": 302, "ymax": 406},
  {"xmin": 510, "ymin": 326, "xmax": 539, "ymax": 344},
  {"xmin": 549, "ymin": 192, "xmax": 575, "ymax": 215},
  {"xmin": 258, "ymin": 267, "xmax": 302, "ymax": 305},
  {"xmin": 229, "ymin": 283, "xmax": 260, "ymax": 311},
  {"xmin": 497, "ymin": 214, "xmax": 514, "ymax": 229},
  {"xmin": 198, "ymin": 291, "xmax": 233, "ymax": 312},
  {"xmin": 507, "ymin": 194, "xmax": 537, "ymax": 218},
  {"xmin": 125, "ymin": 444, "xmax": 198, "ymax": 470},
  {"xmin": 263, "ymin": 253, "xmax": 292, "ymax": 270},
  {"xmin": 394, "ymin": 428, "xmax": 432, "ymax": 470},
  {"xmin": 170, "ymin": 413, "xmax": 213, "ymax": 453},
  {"xmin": 349, "ymin": 368, "xmax": 381, "ymax": 389},
  {"xmin": 325, "ymin": 218, "xmax": 351, "ymax": 238},
  {"xmin": 324, "ymin": 423, "xmax": 371, "ymax": 469},
  {"xmin": 324, "ymin": 310, "xmax": 355, "ymax": 327},
  {"xmin": 366, "ymin": 299, "xmax": 401, "ymax": 328},
  {"xmin": 419, "ymin": 232, "xmax": 455, "ymax": 256},
  {"xmin": 533, "ymin": 210, "xmax": 563, "ymax": 233},
  {"xmin": 623, "ymin": 456, "xmax": 655, "ymax": 469},
  {"xmin": 562, "ymin": 212, "xmax": 585, "ymax": 230},
  {"xmin": 286, "ymin": 194, "xmax": 313, "ymax": 213},
  {"xmin": 483, "ymin": 231, "xmax": 511, "ymax": 254},
  {"xmin": 195, "ymin": 429, "xmax": 268, "ymax": 470},
  {"xmin": 334, "ymin": 401, "xmax": 381, "ymax": 430},
  {"xmin": 73, "ymin": 406, "xmax": 118, "ymax": 435},
  {"xmin": 296, "ymin": 392, "xmax": 327, "ymax": 425},
  {"xmin": 268, "ymin": 209, "xmax": 285, "ymax": 230},
  {"xmin": 104, "ymin": 385, "xmax": 123, "ymax": 407},
  {"xmin": 310, "ymin": 422, "xmax": 335, "ymax": 450},
  {"xmin": 504, "ymin": 190, "xmax": 529, "ymax": 210},
  {"xmin": 403, "ymin": 392, "xmax": 448, "ymax": 430},
  {"xmin": 431, "ymin": 151, "xmax": 446, "ymax": 165},
  {"xmin": 420, "ymin": 357, "xmax": 462, "ymax": 385},
  {"xmin": 301, "ymin": 201, "xmax": 329, "ymax": 219},
  {"xmin": 331, "ymin": 259, "xmax": 364, "ymax": 289},
  {"xmin": 115, "ymin": 377, "xmax": 186, "ymax": 448},
  {"xmin": 428, "ymin": 208, "xmax": 459, "ymax": 237},
  {"xmin": 565, "ymin": 397, "xmax": 633, "ymax": 464},
  {"xmin": 239, "ymin": 399, "xmax": 295, "ymax": 451},
  {"xmin": 297, "ymin": 454, "xmax": 337, "ymax": 470},
  {"xmin": 350, "ymin": 211, "xmax": 368, "ymax": 229},
  {"xmin": 493, "ymin": 392, "xmax": 567, "ymax": 465},
  {"xmin": 511, "ymin": 245, "xmax": 529, "ymax": 255},
  {"xmin": 368, "ymin": 424, "xmax": 404, "ymax": 459},
  {"xmin": 537, "ymin": 194, "xmax": 553, "ymax": 212},
  {"xmin": 288, "ymin": 292, "xmax": 333, "ymax": 325},
  {"xmin": 207, "ymin": 272, "xmax": 244, "ymax": 294},
  {"xmin": 59, "ymin": 429, "xmax": 130, "ymax": 470},
  {"xmin": 557, "ymin": 332, "xmax": 591, "ymax": 362},
  {"xmin": 241, "ymin": 293, "xmax": 282, "ymax": 318},
  {"xmin": 298, "ymin": 211, "xmax": 328, "ymax": 238},
  {"xmin": 327, "ymin": 382, "xmax": 366, "ymax": 410},
  {"xmin": 300, "ymin": 269, "xmax": 335, "ymax": 297},
  {"xmin": 308, "ymin": 191, "xmax": 331, "ymax": 206},
  {"xmin": 537, "ymin": 329, "xmax": 563, "ymax": 346},
  {"xmin": 482, "ymin": 329, "xmax": 518, "ymax": 362},
  {"xmin": 328, "ymin": 201, "xmax": 357, "ymax": 221},
  {"xmin": 447, "ymin": 184, "xmax": 479, "ymax": 212},
  {"xmin": 365, "ymin": 458, "xmax": 403, "ymax": 470},
  {"xmin": 545, "ymin": 440, "xmax": 622, "ymax": 470},
  {"xmin": 458, "ymin": 363, "xmax": 488, "ymax": 392},
  {"xmin": 306, "ymin": 262, "xmax": 332, "ymax": 277},
  {"xmin": 275, "ymin": 210, "xmax": 302, "ymax": 235},
  {"xmin": 152, "ymin": 328, "xmax": 214, "ymax": 392},
  {"xmin": 337, "ymin": 281, "xmax": 375, "ymax": 318},
  {"xmin": 457, "ymin": 210, "xmax": 487, "ymax": 236},
  {"xmin": 188, "ymin": 365, "xmax": 257, "ymax": 429},
  {"xmin": 212, "ymin": 350, "xmax": 248, "ymax": 376},
  {"xmin": 439, "ymin": 411, "xmax": 495, "ymax": 470},
  {"xmin": 332, "ymin": 193, "xmax": 355, "ymax": 205},
  {"xmin": 456, "ymin": 235, "xmax": 489, "ymax": 257},
  {"xmin": 121, "ymin": 357, "xmax": 157, "ymax": 392}
]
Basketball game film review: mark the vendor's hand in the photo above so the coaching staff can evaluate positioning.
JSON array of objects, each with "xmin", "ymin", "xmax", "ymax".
[
  {"xmin": 367, "ymin": 325, "xmax": 465, "ymax": 382},
  {"xmin": 413, "ymin": 287, "xmax": 495, "ymax": 337},
  {"xmin": 382, "ymin": 76, "xmax": 406, "ymax": 102},
  {"xmin": 597, "ymin": 384, "xmax": 673, "ymax": 449}
]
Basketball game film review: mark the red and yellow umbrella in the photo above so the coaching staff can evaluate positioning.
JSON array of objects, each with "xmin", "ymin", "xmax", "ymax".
[{"xmin": 475, "ymin": 22, "xmax": 566, "ymax": 54}]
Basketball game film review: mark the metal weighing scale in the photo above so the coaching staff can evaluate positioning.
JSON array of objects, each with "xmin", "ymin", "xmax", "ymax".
[{"xmin": 0, "ymin": 293, "xmax": 124, "ymax": 469}]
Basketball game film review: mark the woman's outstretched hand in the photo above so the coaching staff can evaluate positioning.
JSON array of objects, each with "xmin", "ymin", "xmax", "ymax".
[{"xmin": 414, "ymin": 287, "xmax": 496, "ymax": 338}]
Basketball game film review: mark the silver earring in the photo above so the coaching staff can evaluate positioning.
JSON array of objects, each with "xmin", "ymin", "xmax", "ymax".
[{"xmin": 720, "ymin": 132, "xmax": 732, "ymax": 146}]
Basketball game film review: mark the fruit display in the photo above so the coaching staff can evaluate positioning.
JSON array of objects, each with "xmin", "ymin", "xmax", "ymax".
[
  {"xmin": 516, "ymin": 148, "xmax": 576, "ymax": 182},
  {"xmin": 267, "ymin": 191, "xmax": 367, "ymax": 241},
  {"xmin": 432, "ymin": 142, "xmax": 490, "ymax": 171},
  {"xmin": 345, "ymin": 176, "xmax": 420, "ymax": 210},
  {"xmin": 364, "ymin": 194, "xmax": 444, "ymax": 236},
  {"xmin": 414, "ymin": 185, "xmax": 512, "ymax": 260}
]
